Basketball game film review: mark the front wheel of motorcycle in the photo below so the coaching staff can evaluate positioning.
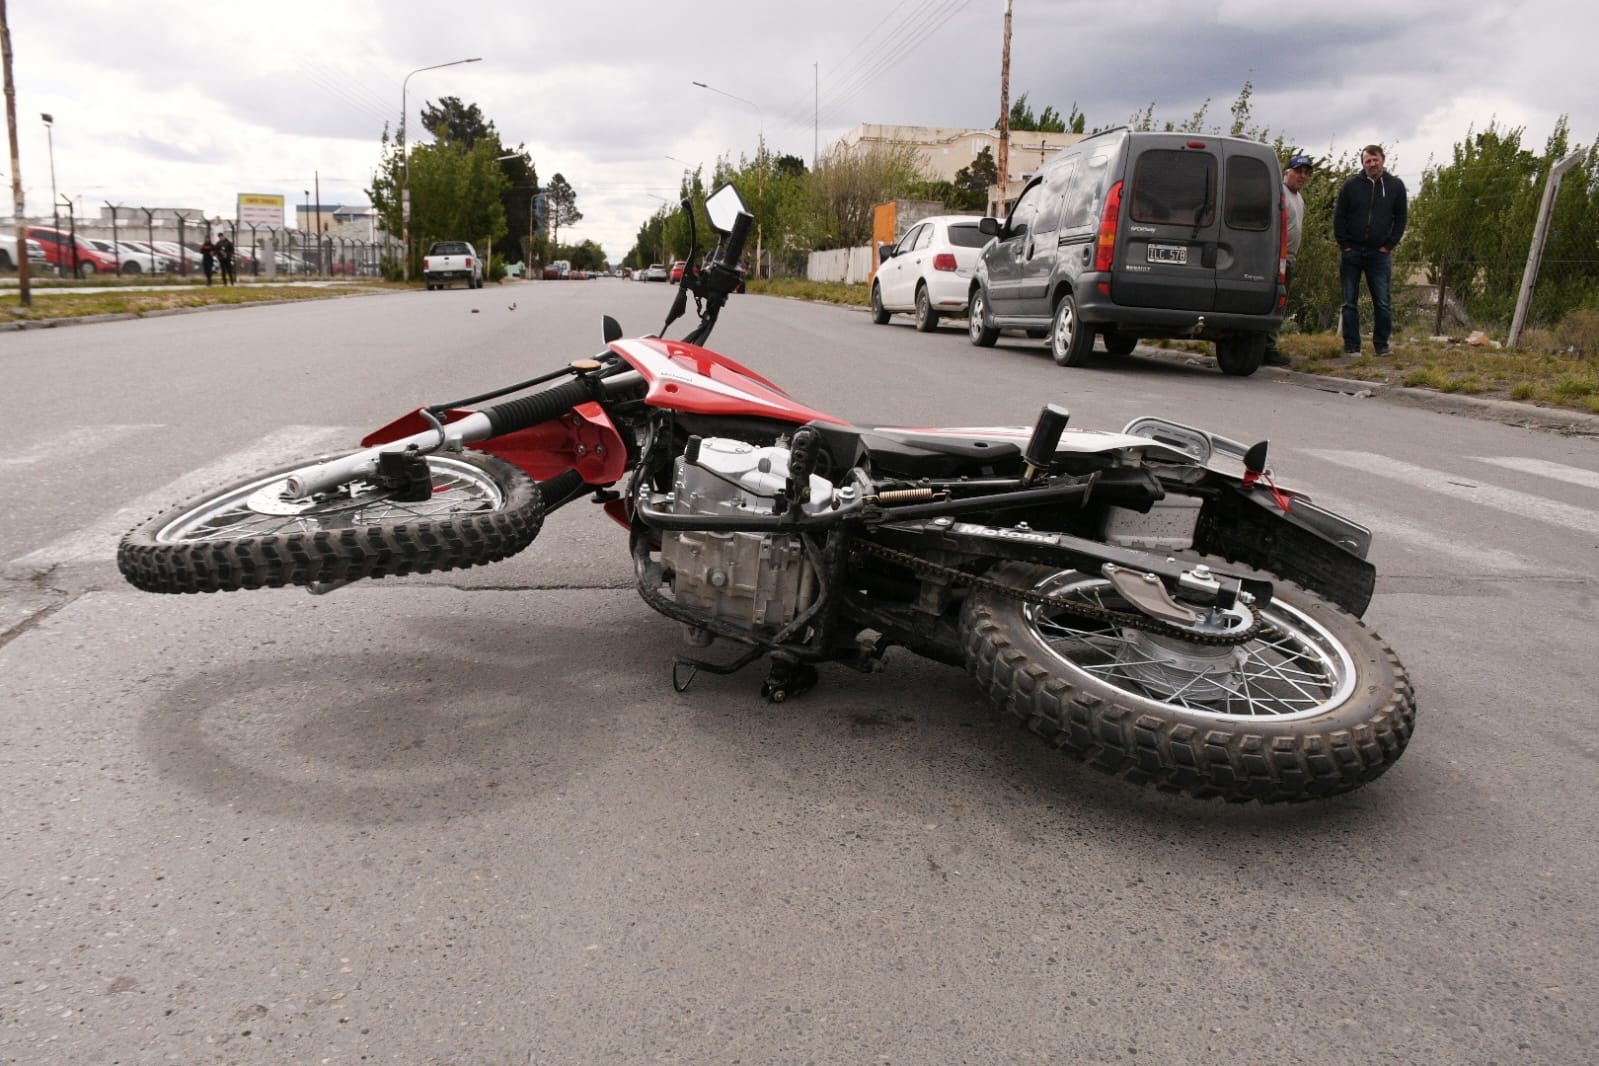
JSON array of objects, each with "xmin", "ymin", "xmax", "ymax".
[
  {"xmin": 119, "ymin": 450, "xmax": 544, "ymax": 594},
  {"xmin": 960, "ymin": 560, "xmax": 1415, "ymax": 802}
]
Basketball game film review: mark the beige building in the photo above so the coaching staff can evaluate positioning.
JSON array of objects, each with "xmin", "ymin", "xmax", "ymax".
[{"xmin": 833, "ymin": 123, "xmax": 1085, "ymax": 213}]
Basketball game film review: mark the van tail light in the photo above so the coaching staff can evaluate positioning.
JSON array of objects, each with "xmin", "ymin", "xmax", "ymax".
[
  {"xmin": 932, "ymin": 253, "xmax": 957, "ymax": 272},
  {"xmin": 1277, "ymin": 203, "xmax": 1289, "ymax": 307},
  {"xmin": 1094, "ymin": 180, "xmax": 1123, "ymax": 273}
]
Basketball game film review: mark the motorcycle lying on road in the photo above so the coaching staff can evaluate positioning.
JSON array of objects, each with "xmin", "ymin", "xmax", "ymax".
[{"xmin": 118, "ymin": 184, "xmax": 1415, "ymax": 803}]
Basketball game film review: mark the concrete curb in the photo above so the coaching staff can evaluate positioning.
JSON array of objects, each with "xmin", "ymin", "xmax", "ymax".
[{"xmin": 1264, "ymin": 364, "xmax": 1599, "ymax": 437}]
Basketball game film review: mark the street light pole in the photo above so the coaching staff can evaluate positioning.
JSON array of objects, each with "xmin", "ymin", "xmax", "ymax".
[
  {"xmin": 42, "ymin": 113, "xmax": 59, "ymax": 274},
  {"xmin": 692, "ymin": 81, "xmax": 765, "ymax": 278},
  {"xmin": 401, "ymin": 57, "xmax": 482, "ymax": 282}
]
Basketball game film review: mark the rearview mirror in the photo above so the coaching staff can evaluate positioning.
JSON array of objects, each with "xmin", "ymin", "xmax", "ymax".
[
  {"xmin": 979, "ymin": 217, "xmax": 1001, "ymax": 237},
  {"xmin": 705, "ymin": 184, "xmax": 749, "ymax": 235},
  {"xmin": 878, "ymin": 243, "xmax": 895, "ymax": 262}
]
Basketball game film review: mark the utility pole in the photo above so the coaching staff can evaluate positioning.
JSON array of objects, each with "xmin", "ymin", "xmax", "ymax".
[
  {"xmin": 1, "ymin": 0, "xmax": 33, "ymax": 304},
  {"xmin": 996, "ymin": 0, "xmax": 1012, "ymax": 215},
  {"xmin": 813, "ymin": 61, "xmax": 818, "ymax": 170}
]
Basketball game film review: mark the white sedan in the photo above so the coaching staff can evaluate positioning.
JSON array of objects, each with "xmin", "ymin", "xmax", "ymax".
[{"xmin": 869, "ymin": 215, "xmax": 992, "ymax": 332}]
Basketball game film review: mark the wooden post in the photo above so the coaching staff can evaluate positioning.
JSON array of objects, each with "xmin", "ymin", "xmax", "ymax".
[{"xmin": 996, "ymin": 0, "xmax": 1012, "ymax": 213}]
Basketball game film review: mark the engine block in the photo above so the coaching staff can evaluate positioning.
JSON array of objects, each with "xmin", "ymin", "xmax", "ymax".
[{"xmin": 659, "ymin": 438, "xmax": 835, "ymax": 632}]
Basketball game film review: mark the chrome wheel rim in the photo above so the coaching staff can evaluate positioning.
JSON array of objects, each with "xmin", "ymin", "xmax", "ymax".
[
  {"xmin": 969, "ymin": 293, "xmax": 985, "ymax": 339},
  {"xmin": 156, "ymin": 455, "xmax": 505, "ymax": 543},
  {"xmin": 1023, "ymin": 572, "xmax": 1358, "ymax": 722},
  {"xmin": 1052, "ymin": 302, "xmax": 1076, "ymax": 358}
]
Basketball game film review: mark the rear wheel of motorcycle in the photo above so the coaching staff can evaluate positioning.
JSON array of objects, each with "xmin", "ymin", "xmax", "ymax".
[
  {"xmin": 959, "ymin": 560, "xmax": 1414, "ymax": 802},
  {"xmin": 118, "ymin": 450, "xmax": 544, "ymax": 594}
]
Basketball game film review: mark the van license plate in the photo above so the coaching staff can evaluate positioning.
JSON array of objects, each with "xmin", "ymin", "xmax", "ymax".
[{"xmin": 1147, "ymin": 243, "xmax": 1187, "ymax": 264}]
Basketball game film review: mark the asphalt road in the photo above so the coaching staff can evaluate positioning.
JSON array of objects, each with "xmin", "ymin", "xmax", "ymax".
[{"xmin": 3, "ymin": 280, "xmax": 1597, "ymax": 1065}]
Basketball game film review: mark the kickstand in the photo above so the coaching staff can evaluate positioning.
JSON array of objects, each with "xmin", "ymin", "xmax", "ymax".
[{"xmin": 671, "ymin": 661, "xmax": 699, "ymax": 693}]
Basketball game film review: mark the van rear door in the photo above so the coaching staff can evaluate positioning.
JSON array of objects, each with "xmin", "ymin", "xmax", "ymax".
[
  {"xmin": 1212, "ymin": 145, "xmax": 1279, "ymax": 315},
  {"xmin": 1113, "ymin": 142, "xmax": 1221, "ymax": 313}
]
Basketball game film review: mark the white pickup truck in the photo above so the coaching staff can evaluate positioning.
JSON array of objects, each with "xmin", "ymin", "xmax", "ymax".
[{"xmin": 422, "ymin": 241, "xmax": 484, "ymax": 290}]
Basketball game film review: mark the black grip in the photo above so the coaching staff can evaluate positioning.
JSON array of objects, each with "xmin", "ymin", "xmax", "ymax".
[
  {"xmin": 720, "ymin": 211, "xmax": 753, "ymax": 273},
  {"xmin": 481, "ymin": 377, "xmax": 592, "ymax": 436}
]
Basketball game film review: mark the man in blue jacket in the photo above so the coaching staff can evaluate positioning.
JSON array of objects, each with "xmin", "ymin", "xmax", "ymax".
[{"xmin": 1334, "ymin": 145, "xmax": 1408, "ymax": 355}]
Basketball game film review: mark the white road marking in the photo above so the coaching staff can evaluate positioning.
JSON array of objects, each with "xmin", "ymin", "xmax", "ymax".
[
  {"xmin": 1306, "ymin": 450, "xmax": 1599, "ymax": 537},
  {"xmin": 12, "ymin": 426, "xmax": 353, "ymax": 567},
  {"xmin": 1471, "ymin": 456, "xmax": 1599, "ymax": 492},
  {"xmin": 1304, "ymin": 490, "xmax": 1538, "ymax": 573},
  {"xmin": 0, "ymin": 425, "xmax": 165, "ymax": 468}
]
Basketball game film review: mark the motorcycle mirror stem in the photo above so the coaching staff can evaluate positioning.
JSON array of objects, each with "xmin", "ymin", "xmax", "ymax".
[{"xmin": 659, "ymin": 196, "xmax": 700, "ymax": 335}]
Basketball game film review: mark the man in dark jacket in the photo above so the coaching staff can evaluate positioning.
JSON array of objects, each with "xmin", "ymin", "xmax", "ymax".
[{"xmin": 1334, "ymin": 144, "xmax": 1407, "ymax": 355}]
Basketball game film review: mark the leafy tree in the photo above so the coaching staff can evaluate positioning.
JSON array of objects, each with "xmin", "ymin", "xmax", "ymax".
[
  {"xmin": 1127, "ymin": 82, "xmax": 1269, "ymax": 143},
  {"xmin": 554, "ymin": 239, "xmax": 608, "ymax": 272},
  {"xmin": 1405, "ymin": 117, "xmax": 1599, "ymax": 331},
  {"xmin": 802, "ymin": 141, "xmax": 926, "ymax": 249},
  {"xmin": 545, "ymin": 173, "xmax": 582, "ymax": 247},
  {"xmin": 366, "ymin": 120, "xmax": 510, "ymax": 278},
  {"xmin": 950, "ymin": 146, "xmax": 998, "ymax": 210},
  {"xmin": 421, "ymin": 97, "xmax": 495, "ymax": 150},
  {"xmin": 1407, "ymin": 121, "xmax": 1544, "ymax": 326},
  {"xmin": 1001, "ymin": 92, "xmax": 1072, "ymax": 134}
]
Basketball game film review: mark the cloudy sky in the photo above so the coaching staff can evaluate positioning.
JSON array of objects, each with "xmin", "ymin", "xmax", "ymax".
[{"xmin": 7, "ymin": 0, "xmax": 1595, "ymax": 261}]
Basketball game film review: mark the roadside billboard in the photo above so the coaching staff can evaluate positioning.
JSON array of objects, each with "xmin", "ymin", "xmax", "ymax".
[{"xmin": 237, "ymin": 194, "xmax": 284, "ymax": 229}]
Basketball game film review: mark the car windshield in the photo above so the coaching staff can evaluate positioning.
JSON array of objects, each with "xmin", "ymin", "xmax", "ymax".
[{"xmin": 946, "ymin": 224, "xmax": 990, "ymax": 248}]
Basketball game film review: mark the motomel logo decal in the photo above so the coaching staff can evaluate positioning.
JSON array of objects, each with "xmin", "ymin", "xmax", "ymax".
[
  {"xmin": 1129, "ymin": 225, "xmax": 1157, "ymax": 234},
  {"xmin": 954, "ymin": 522, "xmax": 1056, "ymax": 544}
]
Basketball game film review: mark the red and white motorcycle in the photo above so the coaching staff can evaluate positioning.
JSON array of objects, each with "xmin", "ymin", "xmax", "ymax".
[{"xmin": 118, "ymin": 184, "xmax": 1414, "ymax": 803}]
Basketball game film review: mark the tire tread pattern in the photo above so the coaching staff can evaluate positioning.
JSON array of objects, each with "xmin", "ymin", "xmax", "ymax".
[
  {"xmin": 959, "ymin": 561, "xmax": 1415, "ymax": 802},
  {"xmin": 118, "ymin": 452, "xmax": 544, "ymax": 594}
]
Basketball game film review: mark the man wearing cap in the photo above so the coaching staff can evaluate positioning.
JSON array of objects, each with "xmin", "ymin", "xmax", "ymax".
[
  {"xmin": 1263, "ymin": 154, "xmax": 1314, "ymax": 367},
  {"xmin": 1334, "ymin": 144, "xmax": 1408, "ymax": 355}
]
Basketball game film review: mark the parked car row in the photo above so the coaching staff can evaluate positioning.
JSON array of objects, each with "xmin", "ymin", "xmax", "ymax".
[
  {"xmin": 0, "ymin": 234, "xmax": 48, "ymax": 272},
  {"xmin": 85, "ymin": 238, "xmax": 179, "ymax": 275},
  {"xmin": 869, "ymin": 129, "xmax": 1288, "ymax": 377}
]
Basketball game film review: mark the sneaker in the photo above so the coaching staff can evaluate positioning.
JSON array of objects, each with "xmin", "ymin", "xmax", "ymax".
[
  {"xmin": 1374, "ymin": 346, "xmax": 1391, "ymax": 356},
  {"xmin": 1263, "ymin": 350, "xmax": 1292, "ymax": 368},
  {"xmin": 1343, "ymin": 348, "xmax": 1361, "ymax": 356}
]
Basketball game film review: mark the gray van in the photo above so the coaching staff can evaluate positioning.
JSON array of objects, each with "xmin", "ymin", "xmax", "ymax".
[{"xmin": 968, "ymin": 128, "xmax": 1285, "ymax": 375}]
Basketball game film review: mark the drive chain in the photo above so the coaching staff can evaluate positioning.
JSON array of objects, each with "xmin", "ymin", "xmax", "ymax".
[{"xmin": 849, "ymin": 537, "xmax": 1264, "ymax": 646}]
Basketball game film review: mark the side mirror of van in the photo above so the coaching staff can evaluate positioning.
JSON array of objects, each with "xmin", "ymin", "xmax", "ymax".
[
  {"xmin": 878, "ymin": 243, "xmax": 895, "ymax": 263},
  {"xmin": 978, "ymin": 217, "xmax": 1001, "ymax": 237}
]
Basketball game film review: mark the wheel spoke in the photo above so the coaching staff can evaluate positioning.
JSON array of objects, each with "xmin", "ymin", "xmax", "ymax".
[
  {"xmin": 160, "ymin": 456, "xmax": 505, "ymax": 544},
  {"xmin": 1025, "ymin": 572, "xmax": 1356, "ymax": 723}
]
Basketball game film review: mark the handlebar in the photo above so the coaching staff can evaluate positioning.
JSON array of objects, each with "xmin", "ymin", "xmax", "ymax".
[{"xmin": 716, "ymin": 211, "xmax": 752, "ymax": 276}]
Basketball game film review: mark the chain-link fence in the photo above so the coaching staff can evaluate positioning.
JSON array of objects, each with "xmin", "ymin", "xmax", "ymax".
[{"xmin": 4, "ymin": 210, "xmax": 400, "ymax": 281}]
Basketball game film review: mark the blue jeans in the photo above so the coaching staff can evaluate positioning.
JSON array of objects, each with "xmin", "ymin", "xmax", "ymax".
[{"xmin": 1340, "ymin": 248, "xmax": 1393, "ymax": 351}]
